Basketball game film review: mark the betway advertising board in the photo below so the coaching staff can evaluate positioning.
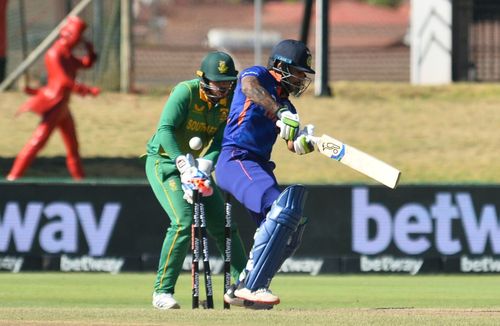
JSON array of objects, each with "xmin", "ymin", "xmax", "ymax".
[{"xmin": 0, "ymin": 183, "xmax": 498, "ymax": 274}]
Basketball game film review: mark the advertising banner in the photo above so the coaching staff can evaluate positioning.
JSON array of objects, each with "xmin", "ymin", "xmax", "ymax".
[{"xmin": 1, "ymin": 183, "xmax": 498, "ymax": 274}]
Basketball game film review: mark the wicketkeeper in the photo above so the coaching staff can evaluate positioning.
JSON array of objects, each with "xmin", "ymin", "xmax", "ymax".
[
  {"xmin": 215, "ymin": 39, "xmax": 316, "ymax": 306},
  {"xmin": 145, "ymin": 51, "xmax": 247, "ymax": 309}
]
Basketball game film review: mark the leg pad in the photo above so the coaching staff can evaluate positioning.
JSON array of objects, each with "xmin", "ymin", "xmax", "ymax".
[{"xmin": 244, "ymin": 185, "xmax": 308, "ymax": 290}]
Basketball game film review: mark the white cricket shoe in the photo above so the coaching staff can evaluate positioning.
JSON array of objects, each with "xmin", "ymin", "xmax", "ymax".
[
  {"xmin": 234, "ymin": 286, "xmax": 280, "ymax": 305},
  {"xmin": 224, "ymin": 284, "xmax": 274, "ymax": 310},
  {"xmin": 152, "ymin": 292, "xmax": 180, "ymax": 310}
]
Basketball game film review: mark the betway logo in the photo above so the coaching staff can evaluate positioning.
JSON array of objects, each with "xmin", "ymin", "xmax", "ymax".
[
  {"xmin": 461, "ymin": 256, "xmax": 500, "ymax": 272},
  {"xmin": 0, "ymin": 202, "xmax": 121, "ymax": 256},
  {"xmin": 0, "ymin": 256, "xmax": 24, "ymax": 272},
  {"xmin": 182, "ymin": 257, "xmax": 323, "ymax": 275},
  {"xmin": 360, "ymin": 255, "xmax": 423, "ymax": 275},
  {"xmin": 352, "ymin": 188, "xmax": 499, "ymax": 255},
  {"xmin": 279, "ymin": 257, "xmax": 323, "ymax": 275},
  {"xmin": 60, "ymin": 255, "xmax": 124, "ymax": 274}
]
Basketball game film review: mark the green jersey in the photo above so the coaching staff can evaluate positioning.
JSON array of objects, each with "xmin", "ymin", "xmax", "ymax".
[{"xmin": 146, "ymin": 79, "xmax": 231, "ymax": 169}]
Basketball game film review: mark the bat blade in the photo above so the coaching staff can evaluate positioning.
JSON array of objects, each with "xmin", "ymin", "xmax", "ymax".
[{"xmin": 315, "ymin": 134, "xmax": 401, "ymax": 189}]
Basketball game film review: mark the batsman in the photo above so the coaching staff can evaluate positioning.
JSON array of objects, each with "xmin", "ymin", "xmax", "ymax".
[
  {"xmin": 215, "ymin": 39, "xmax": 316, "ymax": 307},
  {"xmin": 144, "ymin": 51, "xmax": 247, "ymax": 309}
]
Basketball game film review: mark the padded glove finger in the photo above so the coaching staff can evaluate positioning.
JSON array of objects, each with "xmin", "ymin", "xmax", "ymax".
[
  {"xmin": 276, "ymin": 107, "xmax": 300, "ymax": 141},
  {"xmin": 293, "ymin": 134, "xmax": 315, "ymax": 155}
]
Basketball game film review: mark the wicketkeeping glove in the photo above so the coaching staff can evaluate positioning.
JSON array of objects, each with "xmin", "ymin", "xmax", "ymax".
[
  {"xmin": 196, "ymin": 158, "xmax": 213, "ymax": 176},
  {"xmin": 176, "ymin": 154, "xmax": 213, "ymax": 204},
  {"xmin": 293, "ymin": 124, "xmax": 315, "ymax": 155},
  {"xmin": 276, "ymin": 106, "xmax": 300, "ymax": 141}
]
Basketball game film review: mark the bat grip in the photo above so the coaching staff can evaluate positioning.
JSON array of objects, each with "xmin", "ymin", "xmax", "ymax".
[{"xmin": 309, "ymin": 136, "xmax": 319, "ymax": 145}]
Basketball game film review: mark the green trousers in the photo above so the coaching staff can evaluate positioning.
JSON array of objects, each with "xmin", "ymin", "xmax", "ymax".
[{"xmin": 145, "ymin": 155, "xmax": 247, "ymax": 295}]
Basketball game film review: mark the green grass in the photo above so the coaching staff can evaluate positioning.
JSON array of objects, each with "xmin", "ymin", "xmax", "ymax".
[
  {"xmin": 1, "ymin": 82, "xmax": 499, "ymax": 184},
  {"xmin": 0, "ymin": 273, "xmax": 499, "ymax": 325}
]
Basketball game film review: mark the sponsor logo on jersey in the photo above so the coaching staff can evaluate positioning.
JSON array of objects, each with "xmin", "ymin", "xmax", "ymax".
[{"xmin": 186, "ymin": 119, "xmax": 217, "ymax": 135}]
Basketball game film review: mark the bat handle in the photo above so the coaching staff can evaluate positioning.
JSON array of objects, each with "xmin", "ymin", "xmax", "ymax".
[{"xmin": 309, "ymin": 136, "xmax": 319, "ymax": 145}]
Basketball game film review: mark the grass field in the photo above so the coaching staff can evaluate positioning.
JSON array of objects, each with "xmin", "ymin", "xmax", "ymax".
[
  {"xmin": 1, "ymin": 82, "xmax": 499, "ymax": 183},
  {"xmin": 0, "ymin": 273, "xmax": 499, "ymax": 325}
]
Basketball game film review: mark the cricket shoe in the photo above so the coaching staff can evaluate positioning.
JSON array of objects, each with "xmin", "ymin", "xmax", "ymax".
[
  {"xmin": 224, "ymin": 284, "xmax": 274, "ymax": 310},
  {"xmin": 234, "ymin": 285, "xmax": 280, "ymax": 305},
  {"xmin": 152, "ymin": 292, "xmax": 180, "ymax": 309}
]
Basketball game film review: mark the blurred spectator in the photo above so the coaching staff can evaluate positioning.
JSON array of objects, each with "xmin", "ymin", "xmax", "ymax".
[{"xmin": 6, "ymin": 16, "xmax": 99, "ymax": 181}]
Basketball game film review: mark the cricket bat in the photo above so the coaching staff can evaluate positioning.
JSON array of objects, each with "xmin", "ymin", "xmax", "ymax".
[{"xmin": 312, "ymin": 134, "xmax": 401, "ymax": 189}]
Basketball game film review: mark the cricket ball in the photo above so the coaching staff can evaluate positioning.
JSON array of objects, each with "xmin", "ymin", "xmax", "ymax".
[{"xmin": 189, "ymin": 137, "xmax": 203, "ymax": 150}]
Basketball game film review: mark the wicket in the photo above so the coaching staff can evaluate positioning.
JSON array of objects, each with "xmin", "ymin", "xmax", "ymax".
[
  {"xmin": 191, "ymin": 190, "xmax": 232, "ymax": 309},
  {"xmin": 191, "ymin": 190, "xmax": 201, "ymax": 309},
  {"xmin": 199, "ymin": 193, "xmax": 214, "ymax": 308},
  {"xmin": 223, "ymin": 192, "xmax": 232, "ymax": 309}
]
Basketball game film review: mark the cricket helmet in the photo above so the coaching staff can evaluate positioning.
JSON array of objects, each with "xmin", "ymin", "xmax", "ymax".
[
  {"xmin": 268, "ymin": 39, "xmax": 315, "ymax": 97},
  {"xmin": 268, "ymin": 39, "xmax": 315, "ymax": 74},
  {"xmin": 197, "ymin": 51, "xmax": 238, "ymax": 82}
]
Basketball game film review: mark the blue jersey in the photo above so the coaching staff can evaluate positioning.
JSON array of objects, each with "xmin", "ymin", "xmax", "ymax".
[{"xmin": 222, "ymin": 65, "xmax": 296, "ymax": 161}]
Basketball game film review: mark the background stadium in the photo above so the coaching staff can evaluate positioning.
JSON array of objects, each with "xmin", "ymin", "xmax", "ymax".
[{"xmin": 0, "ymin": 0, "xmax": 499, "ymax": 325}]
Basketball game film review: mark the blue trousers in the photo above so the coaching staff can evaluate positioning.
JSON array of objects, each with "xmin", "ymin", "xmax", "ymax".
[{"xmin": 215, "ymin": 146, "xmax": 281, "ymax": 225}]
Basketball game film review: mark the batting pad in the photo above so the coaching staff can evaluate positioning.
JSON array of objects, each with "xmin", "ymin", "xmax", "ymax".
[{"xmin": 245, "ymin": 185, "xmax": 308, "ymax": 291}]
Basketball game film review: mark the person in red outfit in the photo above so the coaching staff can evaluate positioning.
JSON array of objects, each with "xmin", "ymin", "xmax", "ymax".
[{"xmin": 7, "ymin": 16, "xmax": 99, "ymax": 181}]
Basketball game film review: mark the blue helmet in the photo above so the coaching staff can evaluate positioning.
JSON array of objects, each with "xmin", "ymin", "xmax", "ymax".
[
  {"xmin": 268, "ymin": 39, "xmax": 315, "ymax": 96},
  {"xmin": 268, "ymin": 39, "xmax": 315, "ymax": 74}
]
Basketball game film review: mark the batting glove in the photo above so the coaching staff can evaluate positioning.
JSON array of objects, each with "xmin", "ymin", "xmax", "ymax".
[
  {"xmin": 276, "ymin": 107, "xmax": 300, "ymax": 141},
  {"xmin": 293, "ymin": 124, "xmax": 315, "ymax": 155}
]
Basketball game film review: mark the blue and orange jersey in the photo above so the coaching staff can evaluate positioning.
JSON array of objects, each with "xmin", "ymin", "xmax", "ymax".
[{"xmin": 222, "ymin": 65, "xmax": 296, "ymax": 161}]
